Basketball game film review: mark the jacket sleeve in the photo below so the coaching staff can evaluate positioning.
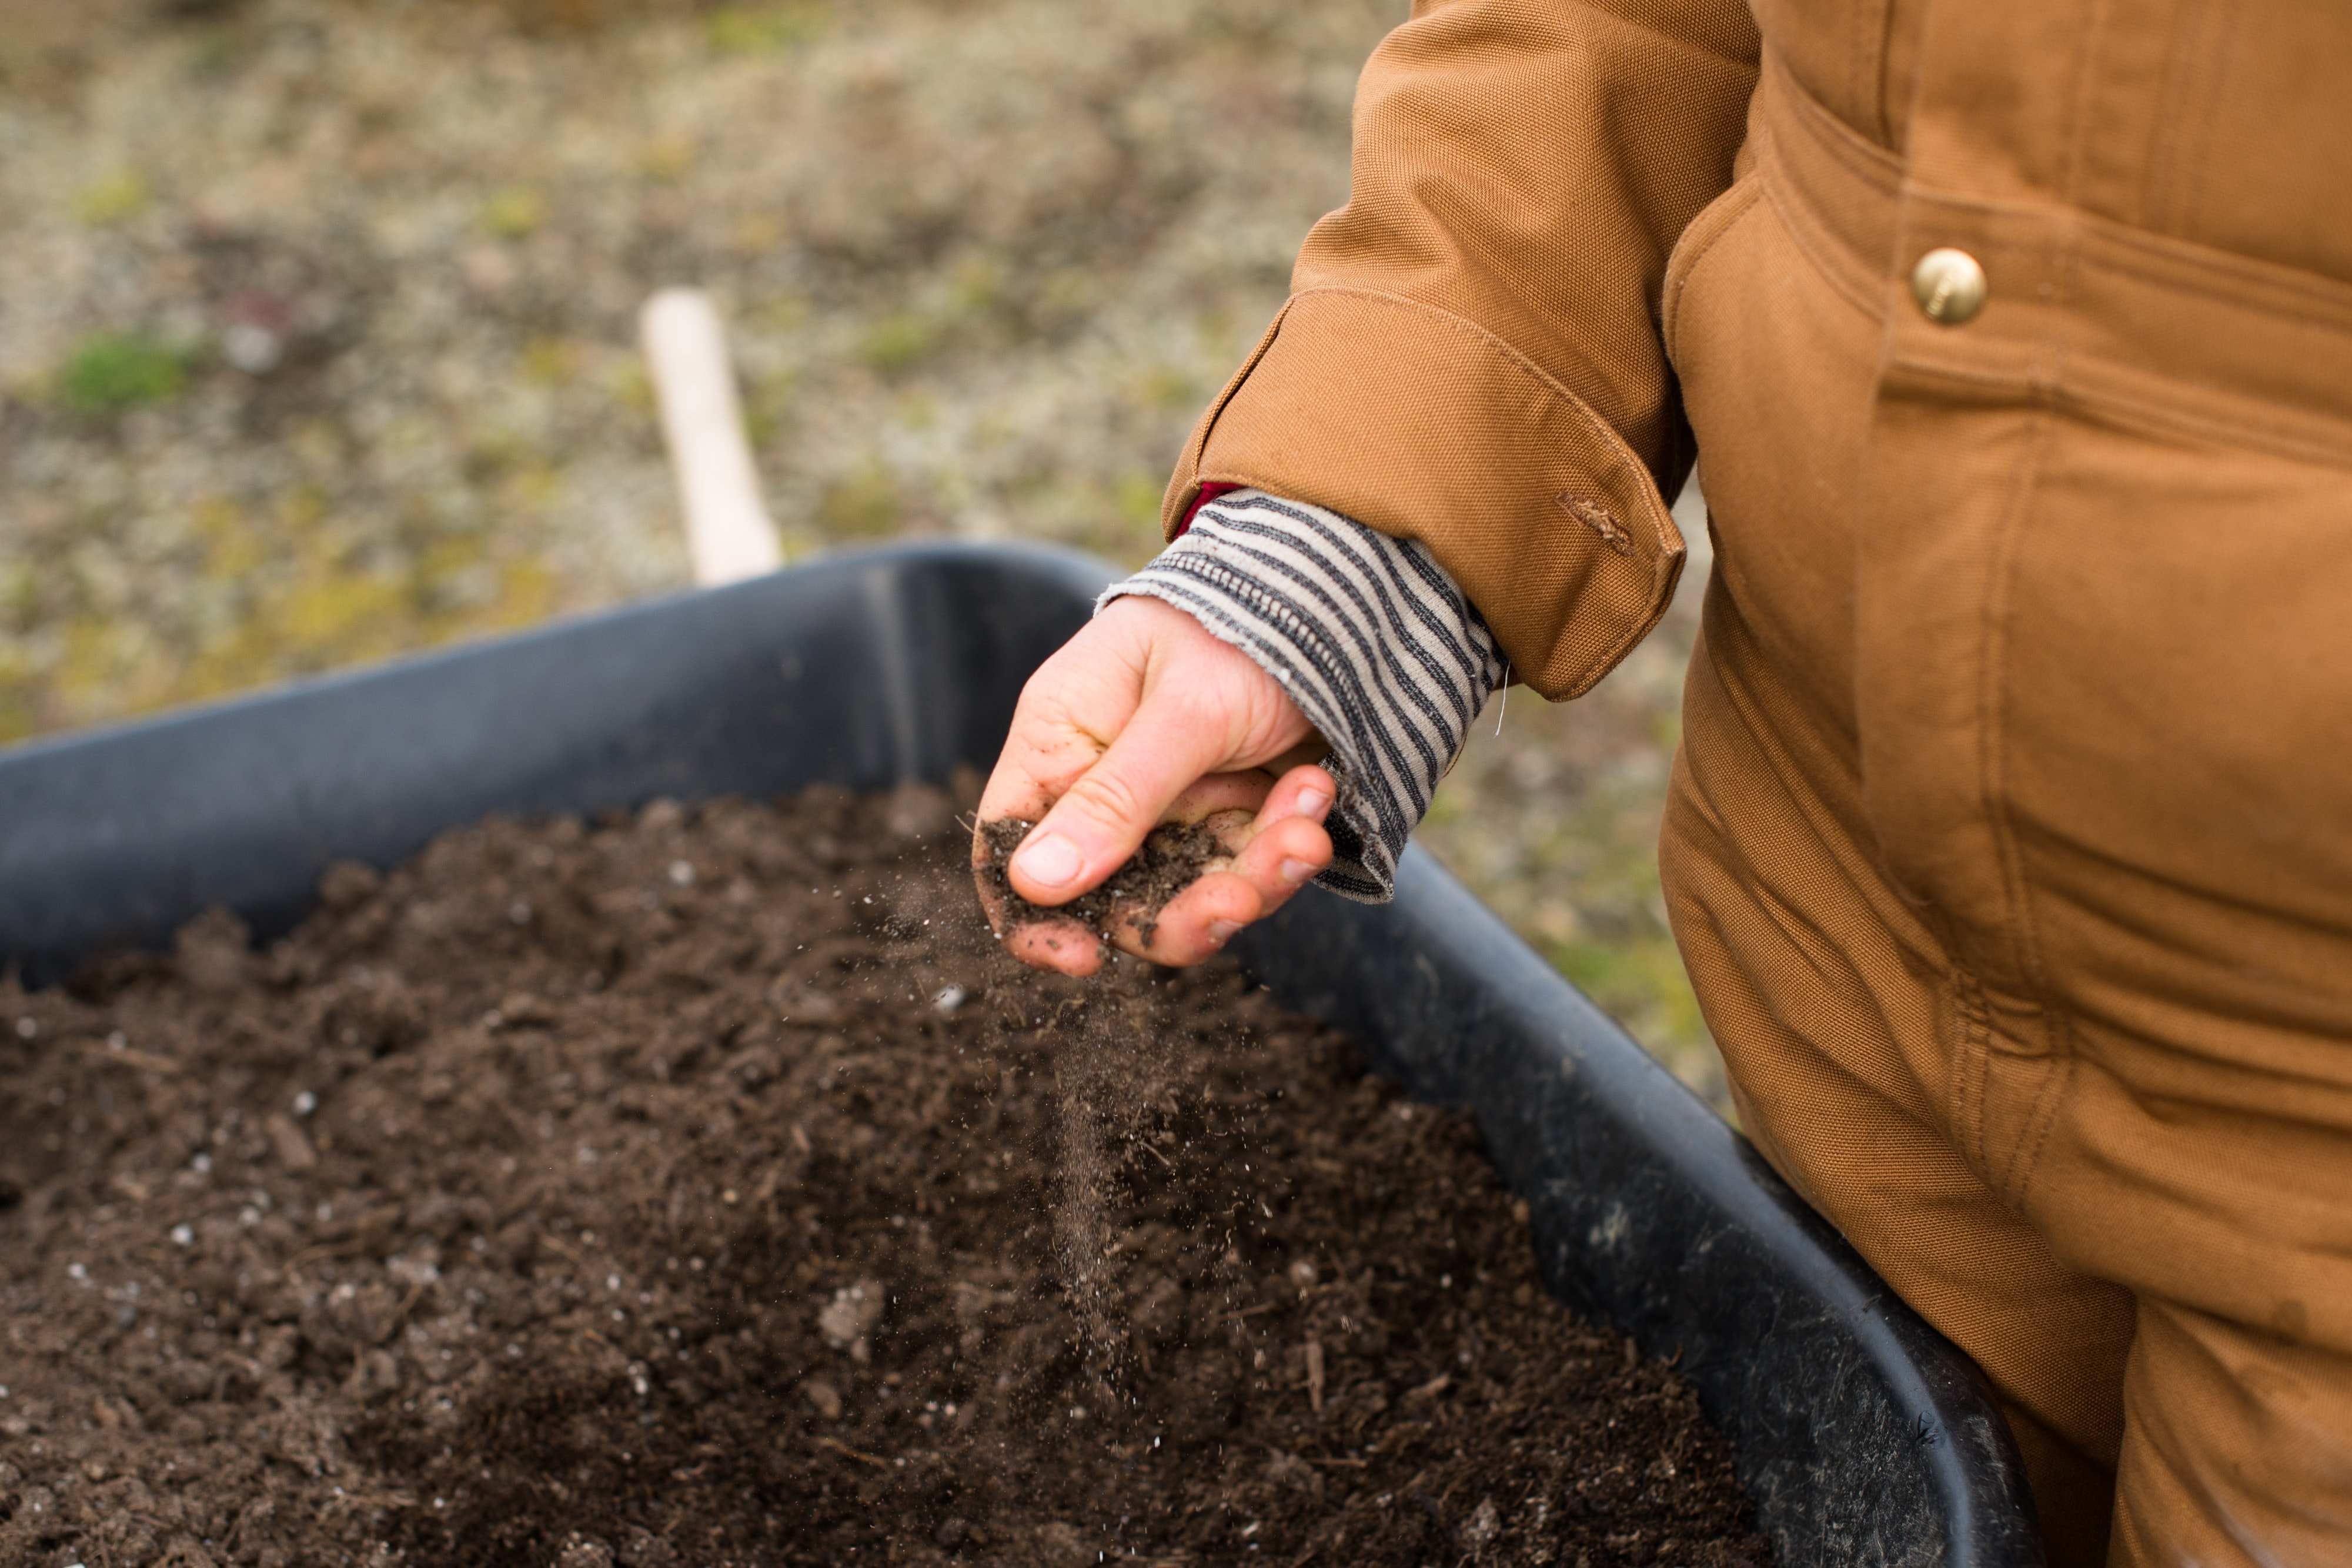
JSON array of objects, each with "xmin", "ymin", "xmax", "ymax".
[{"xmin": 1162, "ymin": 0, "xmax": 1760, "ymax": 699}]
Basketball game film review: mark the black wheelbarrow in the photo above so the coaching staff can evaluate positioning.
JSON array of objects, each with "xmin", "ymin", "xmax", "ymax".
[{"xmin": 0, "ymin": 542, "xmax": 2040, "ymax": 1566}]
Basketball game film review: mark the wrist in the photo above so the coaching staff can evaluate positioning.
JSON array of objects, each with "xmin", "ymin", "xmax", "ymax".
[{"xmin": 1099, "ymin": 488, "xmax": 1502, "ymax": 902}]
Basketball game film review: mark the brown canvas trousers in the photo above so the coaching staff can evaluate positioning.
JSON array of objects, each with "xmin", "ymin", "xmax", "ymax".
[{"xmin": 1162, "ymin": 3, "xmax": 2352, "ymax": 1563}]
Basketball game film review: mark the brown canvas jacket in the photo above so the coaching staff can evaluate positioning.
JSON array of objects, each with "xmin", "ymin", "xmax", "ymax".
[{"xmin": 1162, "ymin": 0, "xmax": 2352, "ymax": 700}]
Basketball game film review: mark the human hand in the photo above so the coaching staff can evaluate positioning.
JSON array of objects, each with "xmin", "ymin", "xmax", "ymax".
[{"xmin": 972, "ymin": 596, "xmax": 1336, "ymax": 976}]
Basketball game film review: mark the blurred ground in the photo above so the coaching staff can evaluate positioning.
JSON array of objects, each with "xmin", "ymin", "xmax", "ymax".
[{"xmin": 0, "ymin": 0, "xmax": 1726, "ymax": 1109}]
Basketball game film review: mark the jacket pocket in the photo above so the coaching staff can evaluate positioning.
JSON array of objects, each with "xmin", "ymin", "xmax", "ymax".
[{"xmin": 1662, "ymin": 171, "xmax": 1765, "ymax": 370}]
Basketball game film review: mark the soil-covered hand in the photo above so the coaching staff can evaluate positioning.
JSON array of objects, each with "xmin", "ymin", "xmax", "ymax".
[{"xmin": 974, "ymin": 596, "xmax": 1335, "ymax": 975}]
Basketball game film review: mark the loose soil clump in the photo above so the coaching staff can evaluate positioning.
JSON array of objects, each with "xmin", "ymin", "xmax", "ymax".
[
  {"xmin": 0, "ymin": 787, "xmax": 1768, "ymax": 1567},
  {"xmin": 976, "ymin": 815, "xmax": 1234, "ymax": 947}
]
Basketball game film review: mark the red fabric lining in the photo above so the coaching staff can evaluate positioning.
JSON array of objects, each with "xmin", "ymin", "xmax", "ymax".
[{"xmin": 1173, "ymin": 482, "xmax": 1244, "ymax": 539}]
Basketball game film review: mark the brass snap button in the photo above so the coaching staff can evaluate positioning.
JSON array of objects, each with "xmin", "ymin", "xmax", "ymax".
[{"xmin": 1911, "ymin": 247, "xmax": 1987, "ymax": 325}]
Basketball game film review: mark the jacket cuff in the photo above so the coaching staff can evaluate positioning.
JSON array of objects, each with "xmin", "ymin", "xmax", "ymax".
[
  {"xmin": 1101, "ymin": 489, "xmax": 1503, "ymax": 904},
  {"xmin": 1160, "ymin": 287, "xmax": 1686, "ymax": 700}
]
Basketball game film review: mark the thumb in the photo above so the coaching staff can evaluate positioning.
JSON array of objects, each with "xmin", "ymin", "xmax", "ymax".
[{"xmin": 1006, "ymin": 688, "xmax": 1232, "ymax": 905}]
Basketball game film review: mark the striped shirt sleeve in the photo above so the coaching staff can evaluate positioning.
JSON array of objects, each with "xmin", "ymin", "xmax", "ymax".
[{"xmin": 1099, "ymin": 489, "xmax": 1504, "ymax": 902}]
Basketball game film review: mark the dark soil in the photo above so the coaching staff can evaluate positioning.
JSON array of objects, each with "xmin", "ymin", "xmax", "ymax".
[
  {"xmin": 976, "ymin": 815, "xmax": 1235, "ymax": 948},
  {"xmin": 0, "ymin": 785, "xmax": 1768, "ymax": 1568}
]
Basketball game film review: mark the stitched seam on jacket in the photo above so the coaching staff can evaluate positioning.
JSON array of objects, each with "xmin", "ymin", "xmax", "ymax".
[
  {"xmin": 1662, "ymin": 174, "xmax": 1766, "ymax": 366},
  {"xmin": 1169, "ymin": 303, "xmax": 1291, "ymax": 538},
  {"xmin": 1278, "ymin": 285, "xmax": 1680, "ymax": 555},
  {"xmin": 1979, "ymin": 408, "xmax": 2059, "ymax": 1001},
  {"xmin": 1977, "ymin": 404, "xmax": 2079, "ymax": 1206},
  {"xmin": 2050, "ymin": 0, "xmax": 2107, "ymax": 212},
  {"xmin": 2142, "ymin": 0, "xmax": 2229, "ymax": 233},
  {"xmin": 1910, "ymin": 195, "xmax": 2352, "ymax": 327},
  {"xmin": 1756, "ymin": 45, "xmax": 1899, "ymax": 313},
  {"xmin": 2172, "ymin": 0, "xmax": 2244, "ymax": 248},
  {"xmin": 1880, "ymin": 349, "xmax": 2352, "ymax": 469},
  {"xmin": 1970, "ymin": 990, "xmax": 1996, "ymax": 1183},
  {"xmin": 2049, "ymin": 373, "xmax": 2352, "ymax": 471},
  {"xmin": 1768, "ymin": 46, "xmax": 1905, "ymax": 191},
  {"xmin": 2006, "ymin": 1047, "xmax": 2076, "ymax": 1209},
  {"xmin": 1938, "ymin": 968, "xmax": 1976, "ymax": 1175},
  {"xmin": 1847, "ymin": 0, "xmax": 1883, "ymax": 151},
  {"xmin": 1755, "ymin": 136, "xmax": 1885, "ymax": 323}
]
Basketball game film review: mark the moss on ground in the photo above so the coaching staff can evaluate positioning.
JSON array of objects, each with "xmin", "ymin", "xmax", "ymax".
[{"xmin": 54, "ymin": 331, "xmax": 192, "ymax": 416}]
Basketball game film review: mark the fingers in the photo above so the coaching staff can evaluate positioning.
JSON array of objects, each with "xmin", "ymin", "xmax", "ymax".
[
  {"xmin": 1108, "ymin": 764, "xmax": 1337, "ymax": 965},
  {"xmin": 1115, "ymin": 868, "xmax": 1263, "ymax": 966},
  {"xmin": 1159, "ymin": 768, "xmax": 1279, "ymax": 826},
  {"xmin": 1225, "ymin": 764, "xmax": 1337, "ymax": 917},
  {"xmin": 973, "ymin": 611, "xmax": 1154, "ymax": 832},
  {"xmin": 1003, "ymin": 915, "xmax": 1111, "ymax": 978},
  {"xmin": 1004, "ymin": 689, "xmax": 1232, "ymax": 907}
]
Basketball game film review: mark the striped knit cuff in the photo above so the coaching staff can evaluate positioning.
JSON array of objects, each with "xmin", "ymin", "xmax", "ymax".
[{"xmin": 1100, "ymin": 490, "xmax": 1505, "ymax": 902}]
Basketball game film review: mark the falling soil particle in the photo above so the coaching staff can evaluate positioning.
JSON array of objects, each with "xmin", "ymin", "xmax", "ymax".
[{"xmin": 0, "ymin": 785, "xmax": 1769, "ymax": 1567}]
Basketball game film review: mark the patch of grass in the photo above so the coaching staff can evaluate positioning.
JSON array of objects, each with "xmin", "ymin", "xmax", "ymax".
[
  {"xmin": 705, "ymin": 2, "xmax": 830, "ymax": 56},
  {"xmin": 55, "ymin": 332, "xmax": 191, "ymax": 416},
  {"xmin": 1033, "ymin": 476, "xmax": 1173, "ymax": 569},
  {"xmin": 750, "ymin": 293, "xmax": 811, "ymax": 333},
  {"xmin": 478, "ymin": 186, "xmax": 547, "ymax": 240},
  {"xmin": 815, "ymin": 464, "xmax": 901, "ymax": 538},
  {"xmin": 520, "ymin": 337, "xmax": 576, "ymax": 385},
  {"xmin": 1033, "ymin": 266, "xmax": 1097, "ymax": 327},
  {"xmin": 1114, "ymin": 472, "xmax": 1167, "ymax": 535},
  {"xmin": 945, "ymin": 255, "xmax": 1004, "ymax": 317},
  {"xmin": 160, "ymin": 496, "xmax": 560, "ymax": 716},
  {"xmin": 0, "ymin": 621, "xmax": 34, "ymax": 744},
  {"xmin": 860, "ymin": 312, "xmax": 937, "ymax": 376},
  {"xmin": 606, "ymin": 359, "xmax": 656, "ymax": 417},
  {"xmin": 859, "ymin": 260, "xmax": 1005, "ymax": 375},
  {"xmin": 1554, "ymin": 928, "xmax": 1707, "ymax": 1029},
  {"xmin": 73, "ymin": 169, "xmax": 151, "ymax": 226},
  {"xmin": 1130, "ymin": 363, "xmax": 1203, "ymax": 413},
  {"xmin": 459, "ymin": 0, "xmax": 649, "ymax": 36},
  {"xmin": 461, "ymin": 428, "xmax": 531, "ymax": 486},
  {"xmin": 187, "ymin": 29, "xmax": 244, "ymax": 80}
]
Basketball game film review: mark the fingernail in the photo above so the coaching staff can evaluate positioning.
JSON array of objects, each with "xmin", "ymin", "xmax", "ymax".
[
  {"xmin": 1207, "ymin": 919, "xmax": 1241, "ymax": 945},
  {"xmin": 1295, "ymin": 788, "xmax": 1331, "ymax": 820},
  {"xmin": 1014, "ymin": 833, "xmax": 1083, "ymax": 888},
  {"xmin": 1279, "ymin": 857, "xmax": 1314, "ymax": 886}
]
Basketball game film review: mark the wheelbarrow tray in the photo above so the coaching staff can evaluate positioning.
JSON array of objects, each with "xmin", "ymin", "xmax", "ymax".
[{"xmin": 0, "ymin": 542, "xmax": 2039, "ymax": 1567}]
